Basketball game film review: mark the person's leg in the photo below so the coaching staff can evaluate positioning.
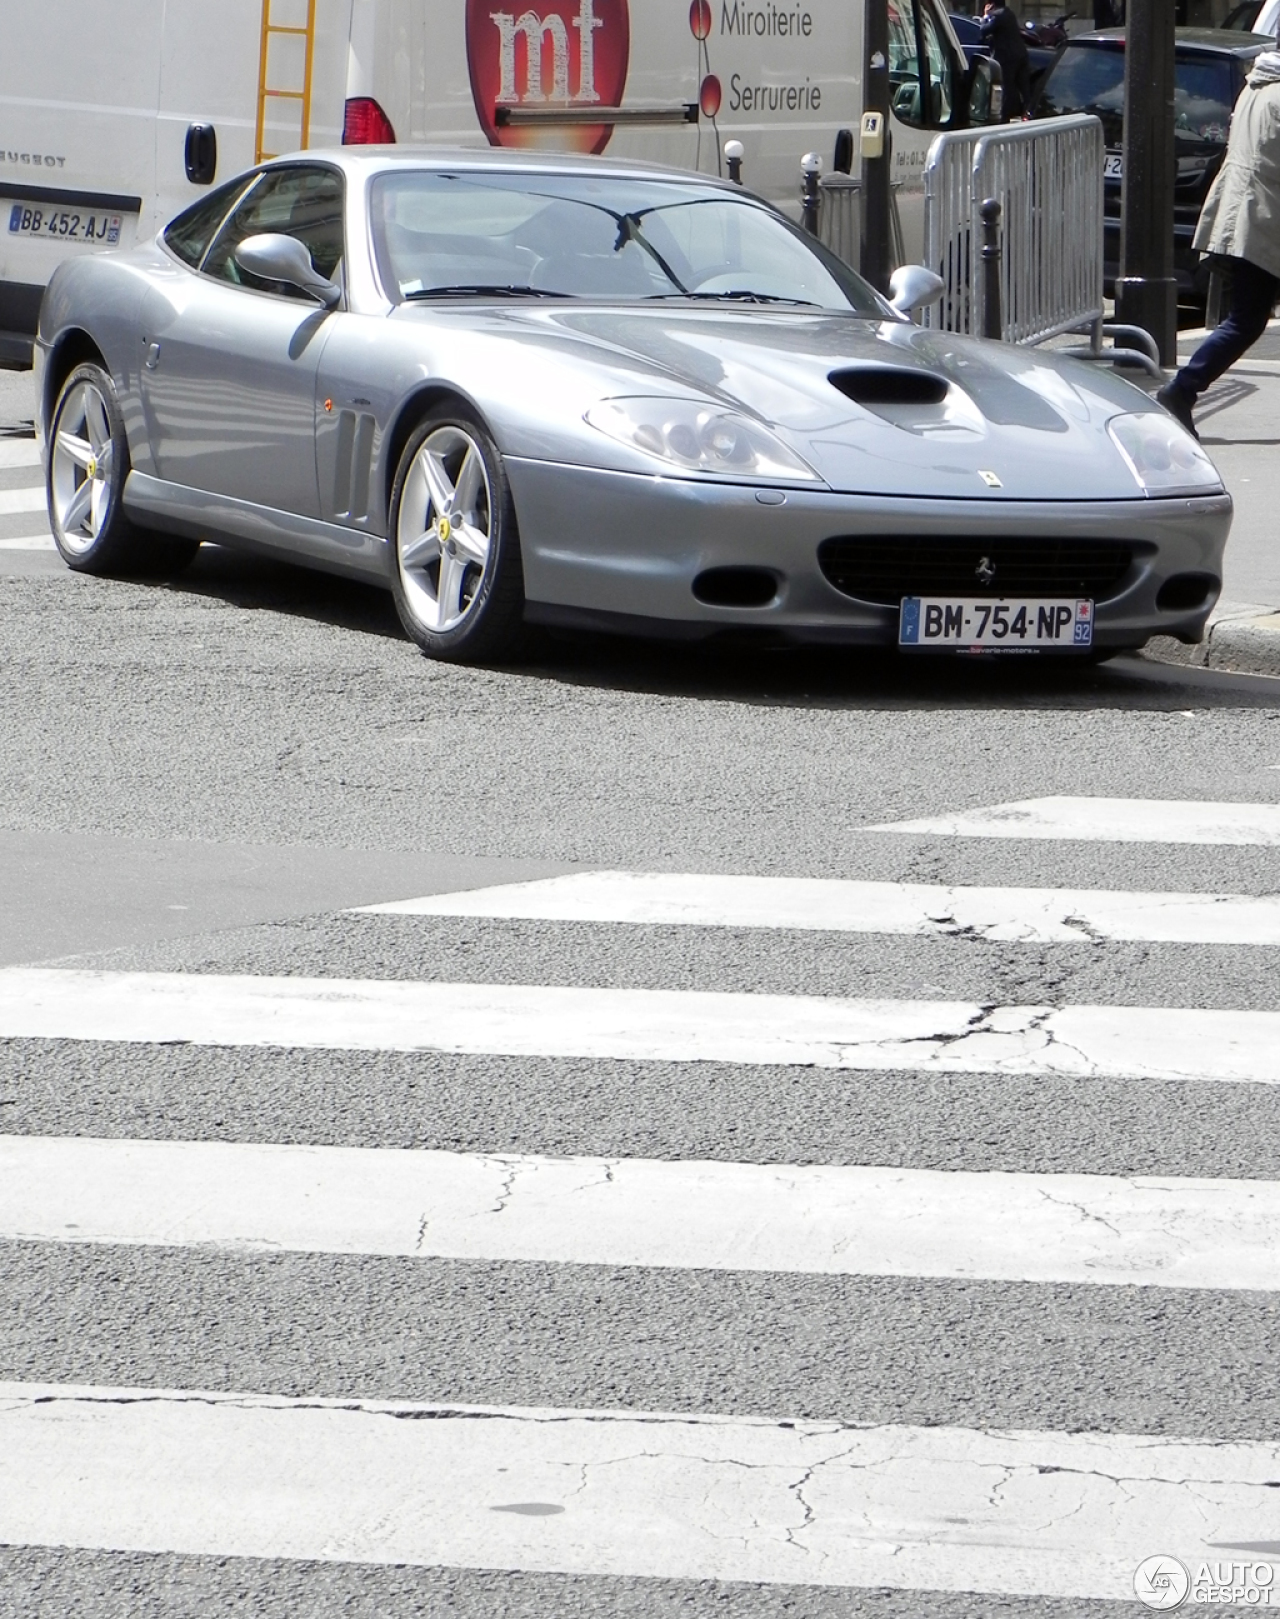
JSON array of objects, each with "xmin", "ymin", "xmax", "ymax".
[{"xmin": 1163, "ymin": 259, "xmax": 1279, "ymax": 415}]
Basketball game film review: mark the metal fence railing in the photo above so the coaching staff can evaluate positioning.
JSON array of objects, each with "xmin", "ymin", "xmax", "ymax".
[
  {"xmin": 920, "ymin": 113, "xmax": 1159, "ymax": 374},
  {"xmin": 923, "ymin": 113, "xmax": 1106, "ymax": 347},
  {"xmin": 817, "ymin": 174, "xmax": 905, "ymax": 274}
]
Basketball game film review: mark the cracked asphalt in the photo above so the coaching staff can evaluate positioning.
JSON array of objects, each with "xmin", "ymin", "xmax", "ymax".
[{"xmin": 2, "ymin": 526, "xmax": 1280, "ymax": 1617}]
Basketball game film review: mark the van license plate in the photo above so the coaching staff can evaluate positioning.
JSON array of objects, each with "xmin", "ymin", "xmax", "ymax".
[
  {"xmin": 899, "ymin": 597, "xmax": 1094, "ymax": 652},
  {"xmin": 6, "ymin": 203, "xmax": 124, "ymax": 244},
  {"xmin": 1103, "ymin": 152, "xmax": 1123, "ymax": 178}
]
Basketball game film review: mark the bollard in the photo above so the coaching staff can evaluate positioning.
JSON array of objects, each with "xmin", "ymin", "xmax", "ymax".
[
  {"xmin": 979, "ymin": 196, "xmax": 1004, "ymax": 341},
  {"xmin": 725, "ymin": 139, "xmax": 744, "ymax": 186},
  {"xmin": 801, "ymin": 152, "xmax": 822, "ymax": 235}
]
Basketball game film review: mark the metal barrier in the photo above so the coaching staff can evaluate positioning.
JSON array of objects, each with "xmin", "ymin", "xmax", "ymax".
[
  {"xmin": 817, "ymin": 174, "xmax": 905, "ymax": 274},
  {"xmin": 920, "ymin": 114, "xmax": 1160, "ymax": 374}
]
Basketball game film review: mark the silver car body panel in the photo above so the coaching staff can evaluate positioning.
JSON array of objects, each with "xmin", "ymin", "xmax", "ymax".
[{"xmin": 36, "ymin": 145, "xmax": 1233, "ymax": 651}]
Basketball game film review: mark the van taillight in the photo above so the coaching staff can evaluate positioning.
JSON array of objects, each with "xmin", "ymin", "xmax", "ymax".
[{"xmin": 342, "ymin": 97, "xmax": 397, "ymax": 144}]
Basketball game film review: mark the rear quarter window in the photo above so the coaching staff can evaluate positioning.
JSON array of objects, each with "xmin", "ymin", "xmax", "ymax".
[{"xmin": 164, "ymin": 178, "xmax": 253, "ymax": 268}]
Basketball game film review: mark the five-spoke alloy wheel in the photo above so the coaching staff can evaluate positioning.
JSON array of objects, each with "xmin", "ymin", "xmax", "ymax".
[
  {"xmin": 47, "ymin": 361, "xmax": 196, "ymax": 576},
  {"xmin": 389, "ymin": 407, "xmax": 525, "ymax": 661}
]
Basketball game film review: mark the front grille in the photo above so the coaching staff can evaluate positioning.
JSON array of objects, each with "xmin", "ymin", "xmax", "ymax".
[{"xmin": 817, "ymin": 536, "xmax": 1137, "ymax": 606}]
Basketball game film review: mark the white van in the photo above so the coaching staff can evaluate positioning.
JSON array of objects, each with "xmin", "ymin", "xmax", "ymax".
[{"xmin": 1, "ymin": 0, "xmax": 997, "ymax": 367}]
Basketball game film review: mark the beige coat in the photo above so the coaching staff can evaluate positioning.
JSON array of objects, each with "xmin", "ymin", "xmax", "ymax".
[{"xmin": 1194, "ymin": 73, "xmax": 1280, "ymax": 281}]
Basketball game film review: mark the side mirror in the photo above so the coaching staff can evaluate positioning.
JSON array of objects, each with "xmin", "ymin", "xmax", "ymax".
[
  {"xmin": 234, "ymin": 233, "xmax": 341, "ymax": 307},
  {"xmin": 966, "ymin": 54, "xmax": 1003, "ymax": 125},
  {"xmin": 889, "ymin": 264, "xmax": 945, "ymax": 317}
]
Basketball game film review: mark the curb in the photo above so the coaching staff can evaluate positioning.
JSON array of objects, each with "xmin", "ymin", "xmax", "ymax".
[{"xmin": 1144, "ymin": 601, "xmax": 1280, "ymax": 680}]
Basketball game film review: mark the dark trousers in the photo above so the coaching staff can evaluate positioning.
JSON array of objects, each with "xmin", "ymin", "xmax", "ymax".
[{"xmin": 1175, "ymin": 257, "xmax": 1280, "ymax": 402}]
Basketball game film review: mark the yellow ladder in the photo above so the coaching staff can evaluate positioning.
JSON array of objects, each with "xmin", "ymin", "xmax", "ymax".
[{"xmin": 254, "ymin": 0, "xmax": 318, "ymax": 163}]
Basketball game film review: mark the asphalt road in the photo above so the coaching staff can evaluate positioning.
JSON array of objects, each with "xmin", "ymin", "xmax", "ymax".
[{"xmin": 3, "ymin": 369, "xmax": 1280, "ymax": 1616}]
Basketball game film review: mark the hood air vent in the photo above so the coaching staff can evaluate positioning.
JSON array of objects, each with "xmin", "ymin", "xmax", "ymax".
[{"xmin": 829, "ymin": 369, "xmax": 949, "ymax": 407}]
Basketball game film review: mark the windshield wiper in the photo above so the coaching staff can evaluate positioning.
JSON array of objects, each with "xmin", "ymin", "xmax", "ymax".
[
  {"xmin": 646, "ymin": 290, "xmax": 822, "ymax": 307},
  {"xmin": 402, "ymin": 284, "xmax": 574, "ymax": 300}
]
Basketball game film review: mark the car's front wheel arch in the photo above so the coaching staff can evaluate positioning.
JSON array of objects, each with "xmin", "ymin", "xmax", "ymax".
[{"xmin": 382, "ymin": 383, "xmax": 494, "ymax": 526}]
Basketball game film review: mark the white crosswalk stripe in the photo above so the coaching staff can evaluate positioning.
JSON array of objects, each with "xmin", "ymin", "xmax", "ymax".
[
  {"xmin": 0, "ymin": 439, "xmax": 41, "ymax": 470},
  {"xmin": 0, "ymin": 534, "xmax": 55, "ymax": 550},
  {"xmin": 0, "ymin": 485, "xmax": 47, "ymax": 516},
  {"xmin": 5, "ymin": 1134, "xmax": 1279, "ymax": 1291},
  {"xmin": 3, "ymin": 1382, "xmax": 1277, "ymax": 1600},
  {"xmin": 356, "ymin": 867, "xmax": 1280, "ymax": 944},
  {"xmin": 875, "ymin": 795, "xmax": 1280, "ymax": 844},
  {"xmin": 8, "ymin": 799, "xmax": 1280, "ymax": 1607},
  {"xmin": 3, "ymin": 967, "xmax": 1278, "ymax": 1083}
]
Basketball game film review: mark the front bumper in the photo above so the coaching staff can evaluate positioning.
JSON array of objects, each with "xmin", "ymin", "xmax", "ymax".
[{"xmin": 505, "ymin": 458, "xmax": 1232, "ymax": 651}]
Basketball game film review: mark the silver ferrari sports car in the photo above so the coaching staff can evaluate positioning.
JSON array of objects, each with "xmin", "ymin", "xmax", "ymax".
[{"xmin": 36, "ymin": 147, "xmax": 1230, "ymax": 662}]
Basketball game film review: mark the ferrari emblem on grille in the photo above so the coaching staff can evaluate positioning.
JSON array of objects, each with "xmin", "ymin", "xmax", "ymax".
[
  {"xmin": 978, "ymin": 469, "xmax": 1002, "ymax": 487},
  {"xmin": 975, "ymin": 555, "xmax": 997, "ymax": 585}
]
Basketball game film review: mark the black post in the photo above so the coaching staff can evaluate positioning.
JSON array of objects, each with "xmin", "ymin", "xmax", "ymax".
[
  {"xmin": 860, "ymin": 0, "xmax": 892, "ymax": 293},
  {"xmin": 1115, "ymin": 0, "xmax": 1177, "ymax": 364},
  {"xmin": 980, "ymin": 197, "xmax": 1004, "ymax": 341},
  {"xmin": 801, "ymin": 152, "xmax": 822, "ymax": 235}
]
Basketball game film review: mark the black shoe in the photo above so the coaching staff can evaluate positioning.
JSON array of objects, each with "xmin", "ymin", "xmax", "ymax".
[{"xmin": 1156, "ymin": 381, "xmax": 1198, "ymax": 439}]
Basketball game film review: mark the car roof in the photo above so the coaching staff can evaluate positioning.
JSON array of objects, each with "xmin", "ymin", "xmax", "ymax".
[
  {"xmin": 263, "ymin": 144, "xmax": 749, "ymax": 193},
  {"xmin": 1067, "ymin": 25, "xmax": 1271, "ymax": 56}
]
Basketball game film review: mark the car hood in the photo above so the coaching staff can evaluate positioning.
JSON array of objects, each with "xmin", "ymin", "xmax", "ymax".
[{"xmin": 421, "ymin": 305, "xmax": 1170, "ymax": 501}]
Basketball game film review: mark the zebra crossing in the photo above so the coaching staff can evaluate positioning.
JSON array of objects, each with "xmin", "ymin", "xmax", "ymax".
[
  {"xmin": 0, "ymin": 436, "xmax": 54, "ymax": 551},
  {"xmin": 4, "ymin": 795, "xmax": 1280, "ymax": 1611}
]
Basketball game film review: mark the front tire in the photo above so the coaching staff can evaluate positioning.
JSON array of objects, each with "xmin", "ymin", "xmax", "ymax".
[
  {"xmin": 48, "ymin": 362, "xmax": 197, "ymax": 576},
  {"xmin": 388, "ymin": 407, "xmax": 526, "ymax": 662}
]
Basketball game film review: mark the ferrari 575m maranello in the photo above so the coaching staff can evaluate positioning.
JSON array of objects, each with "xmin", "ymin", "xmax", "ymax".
[{"xmin": 36, "ymin": 147, "xmax": 1230, "ymax": 661}]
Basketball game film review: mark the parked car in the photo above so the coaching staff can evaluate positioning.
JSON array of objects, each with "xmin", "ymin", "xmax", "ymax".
[
  {"xmin": 1032, "ymin": 27, "xmax": 1272, "ymax": 305},
  {"xmin": 34, "ymin": 149, "xmax": 1229, "ymax": 662}
]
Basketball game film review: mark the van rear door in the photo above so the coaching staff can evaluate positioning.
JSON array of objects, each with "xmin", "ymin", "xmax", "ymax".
[{"xmin": 0, "ymin": 0, "xmax": 163, "ymax": 365}]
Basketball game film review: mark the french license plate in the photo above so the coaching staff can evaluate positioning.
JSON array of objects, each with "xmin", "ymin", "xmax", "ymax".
[
  {"xmin": 1103, "ymin": 152, "xmax": 1123, "ymax": 179},
  {"xmin": 899, "ymin": 596, "xmax": 1094, "ymax": 652},
  {"xmin": 6, "ymin": 202, "xmax": 124, "ymax": 245}
]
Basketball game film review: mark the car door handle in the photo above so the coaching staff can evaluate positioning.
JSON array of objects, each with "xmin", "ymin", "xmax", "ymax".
[{"xmin": 144, "ymin": 341, "xmax": 161, "ymax": 371}]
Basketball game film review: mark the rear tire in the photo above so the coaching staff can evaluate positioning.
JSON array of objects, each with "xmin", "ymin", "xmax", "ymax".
[
  {"xmin": 388, "ymin": 406, "xmax": 527, "ymax": 663},
  {"xmin": 48, "ymin": 362, "xmax": 197, "ymax": 576}
]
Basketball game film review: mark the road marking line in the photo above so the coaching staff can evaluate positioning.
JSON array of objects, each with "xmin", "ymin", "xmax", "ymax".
[
  {"xmin": 0, "ymin": 533, "xmax": 54, "ymax": 550},
  {"xmin": 0, "ymin": 441, "xmax": 40, "ymax": 470},
  {"xmin": 0, "ymin": 968, "xmax": 1277, "ymax": 1084},
  {"xmin": 6, "ymin": 1133, "xmax": 1280, "ymax": 1290},
  {"xmin": 354, "ymin": 869, "xmax": 1280, "ymax": 945},
  {"xmin": 0, "ymin": 486, "xmax": 46, "ymax": 516},
  {"xmin": 1, "ymin": 1380, "xmax": 1276, "ymax": 1598},
  {"xmin": 872, "ymin": 796, "xmax": 1280, "ymax": 845}
]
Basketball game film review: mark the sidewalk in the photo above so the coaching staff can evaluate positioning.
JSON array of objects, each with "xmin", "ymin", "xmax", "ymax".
[{"xmin": 1138, "ymin": 318, "xmax": 1280, "ymax": 678}]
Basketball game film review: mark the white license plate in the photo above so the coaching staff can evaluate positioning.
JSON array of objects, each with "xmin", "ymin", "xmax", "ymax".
[
  {"xmin": 899, "ymin": 596, "xmax": 1094, "ymax": 652},
  {"xmin": 6, "ymin": 202, "xmax": 124, "ymax": 244},
  {"xmin": 1103, "ymin": 152, "xmax": 1123, "ymax": 179}
]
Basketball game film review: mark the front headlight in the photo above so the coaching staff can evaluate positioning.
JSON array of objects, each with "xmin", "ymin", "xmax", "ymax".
[
  {"xmin": 1108, "ymin": 411, "xmax": 1223, "ymax": 498},
  {"xmin": 585, "ymin": 396, "xmax": 821, "ymax": 482}
]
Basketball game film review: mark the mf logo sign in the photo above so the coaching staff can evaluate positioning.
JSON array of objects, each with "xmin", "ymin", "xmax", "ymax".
[{"xmin": 466, "ymin": 0, "xmax": 631, "ymax": 154}]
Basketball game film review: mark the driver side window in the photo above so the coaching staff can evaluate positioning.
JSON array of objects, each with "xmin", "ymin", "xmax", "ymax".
[
  {"xmin": 200, "ymin": 167, "xmax": 344, "ymax": 296},
  {"xmin": 889, "ymin": 0, "xmax": 959, "ymax": 130}
]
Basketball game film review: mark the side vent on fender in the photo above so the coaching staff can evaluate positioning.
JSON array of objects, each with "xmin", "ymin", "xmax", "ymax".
[
  {"xmin": 829, "ymin": 369, "xmax": 949, "ymax": 407},
  {"xmin": 333, "ymin": 411, "xmax": 376, "ymax": 521}
]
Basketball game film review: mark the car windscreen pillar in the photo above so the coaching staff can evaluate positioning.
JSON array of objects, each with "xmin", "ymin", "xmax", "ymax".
[{"xmin": 1115, "ymin": 0, "xmax": 1177, "ymax": 365}]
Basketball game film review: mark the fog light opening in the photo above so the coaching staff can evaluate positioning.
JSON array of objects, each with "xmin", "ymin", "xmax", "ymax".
[
  {"xmin": 1156, "ymin": 572, "xmax": 1219, "ymax": 613},
  {"xmin": 692, "ymin": 567, "xmax": 780, "ymax": 608}
]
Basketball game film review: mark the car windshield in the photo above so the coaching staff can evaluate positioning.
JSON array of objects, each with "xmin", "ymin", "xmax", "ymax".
[
  {"xmin": 369, "ymin": 169, "xmax": 887, "ymax": 314},
  {"xmin": 1037, "ymin": 44, "xmax": 1236, "ymax": 149}
]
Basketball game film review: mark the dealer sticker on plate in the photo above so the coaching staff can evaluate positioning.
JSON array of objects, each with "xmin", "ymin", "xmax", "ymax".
[
  {"xmin": 6, "ymin": 203, "xmax": 123, "ymax": 244},
  {"xmin": 899, "ymin": 597, "xmax": 1093, "ymax": 652}
]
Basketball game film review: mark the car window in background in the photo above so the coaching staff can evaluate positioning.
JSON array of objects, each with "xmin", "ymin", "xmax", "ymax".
[
  {"xmin": 1038, "ymin": 45, "xmax": 1237, "ymax": 151},
  {"xmin": 163, "ymin": 178, "xmax": 253, "ymax": 268},
  {"xmin": 1036, "ymin": 45, "xmax": 1126, "ymax": 143},
  {"xmin": 888, "ymin": 0, "xmax": 927, "ymax": 125},
  {"xmin": 919, "ymin": 3, "xmax": 958, "ymax": 126},
  {"xmin": 201, "ymin": 166, "xmax": 344, "ymax": 294},
  {"xmin": 370, "ymin": 171, "xmax": 889, "ymax": 314}
]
